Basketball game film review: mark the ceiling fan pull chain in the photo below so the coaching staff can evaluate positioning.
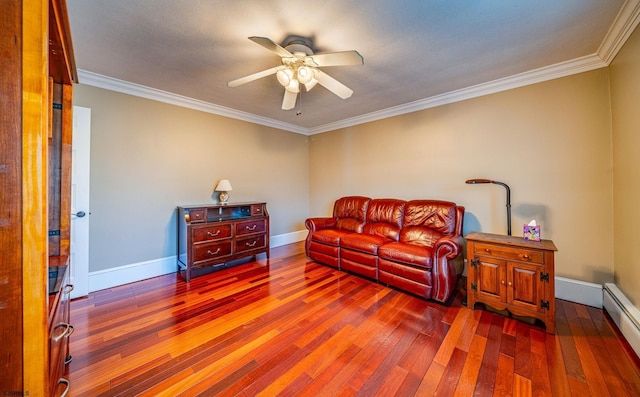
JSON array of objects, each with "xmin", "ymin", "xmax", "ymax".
[{"xmin": 296, "ymin": 90, "xmax": 302, "ymax": 116}]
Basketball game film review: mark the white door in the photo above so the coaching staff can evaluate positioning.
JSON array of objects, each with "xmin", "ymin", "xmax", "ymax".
[{"xmin": 70, "ymin": 106, "xmax": 91, "ymax": 299}]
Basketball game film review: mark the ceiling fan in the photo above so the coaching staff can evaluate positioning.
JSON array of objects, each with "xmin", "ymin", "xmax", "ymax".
[{"xmin": 228, "ymin": 36, "xmax": 364, "ymax": 110}]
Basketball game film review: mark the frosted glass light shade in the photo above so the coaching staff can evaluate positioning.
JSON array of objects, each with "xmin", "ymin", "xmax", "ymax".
[
  {"xmin": 276, "ymin": 68, "xmax": 293, "ymax": 87},
  {"xmin": 297, "ymin": 66, "xmax": 313, "ymax": 84}
]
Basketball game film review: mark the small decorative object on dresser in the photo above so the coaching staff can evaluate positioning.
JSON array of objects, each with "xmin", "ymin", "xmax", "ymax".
[
  {"xmin": 177, "ymin": 202, "xmax": 269, "ymax": 281},
  {"xmin": 466, "ymin": 232, "xmax": 557, "ymax": 333},
  {"xmin": 214, "ymin": 179, "xmax": 233, "ymax": 204}
]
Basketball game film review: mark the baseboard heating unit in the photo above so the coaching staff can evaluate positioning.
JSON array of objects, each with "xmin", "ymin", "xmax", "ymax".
[{"xmin": 603, "ymin": 283, "xmax": 640, "ymax": 357}]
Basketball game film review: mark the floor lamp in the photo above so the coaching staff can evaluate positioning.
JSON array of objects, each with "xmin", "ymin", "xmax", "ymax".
[{"xmin": 465, "ymin": 178, "xmax": 512, "ymax": 236}]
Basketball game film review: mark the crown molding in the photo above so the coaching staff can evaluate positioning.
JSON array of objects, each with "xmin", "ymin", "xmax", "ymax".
[
  {"xmin": 79, "ymin": 52, "xmax": 606, "ymax": 137},
  {"xmin": 77, "ymin": 70, "xmax": 309, "ymax": 135},
  {"xmin": 598, "ymin": 0, "xmax": 640, "ymax": 64},
  {"xmin": 78, "ymin": 0, "xmax": 639, "ymax": 137},
  {"xmin": 308, "ymin": 54, "xmax": 606, "ymax": 134}
]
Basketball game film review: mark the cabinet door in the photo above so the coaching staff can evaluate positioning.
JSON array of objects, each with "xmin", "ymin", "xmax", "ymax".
[
  {"xmin": 476, "ymin": 257, "xmax": 506, "ymax": 302},
  {"xmin": 507, "ymin": 261, "xmax": 544, "ymax": 312}
]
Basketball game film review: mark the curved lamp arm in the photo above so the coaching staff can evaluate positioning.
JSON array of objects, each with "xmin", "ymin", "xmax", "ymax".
[{"xmin": 465, "ymin": 179, "xmax": 512, "ymax": 236}]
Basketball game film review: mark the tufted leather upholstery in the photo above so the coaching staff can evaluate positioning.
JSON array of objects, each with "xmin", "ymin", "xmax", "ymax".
[{"xmin": 305, "ymin": 197, "xmax": 464, "ymax": 303}]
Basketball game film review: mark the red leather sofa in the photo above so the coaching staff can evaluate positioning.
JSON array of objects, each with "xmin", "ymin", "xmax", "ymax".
[{"xmin": 305, "ymin": 196, "xmax": 465, "ymax": 303}]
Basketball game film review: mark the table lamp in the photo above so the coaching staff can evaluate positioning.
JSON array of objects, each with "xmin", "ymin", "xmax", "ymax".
[{"xmin": 214, "ymin": 179, "xmax": 233, "ymax": 205}]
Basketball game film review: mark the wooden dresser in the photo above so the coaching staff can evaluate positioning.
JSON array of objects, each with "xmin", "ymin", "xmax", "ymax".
[
  {"xmin": 466, "ymin": 232, "xmax": 558, "ymax": 333},
  {"xmin": 177, "ymin": 203, "xmax": 270, "ymax": 281}
]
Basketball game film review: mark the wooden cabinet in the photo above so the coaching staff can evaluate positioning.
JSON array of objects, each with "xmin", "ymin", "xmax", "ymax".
[
  {"xmin": 48, "ymin": 262, "xmax": 74, "ymax": 397},
  {"xmin": 177, "ymin": 203, "xmax": 270, "ymax": 281},
  {"xmin": 1, "ymin": 0, "xmax": 76, "ymax": 395},
  {"xmin": 466, "ymin": 232, "xmax": 557, "ymax": 333}
]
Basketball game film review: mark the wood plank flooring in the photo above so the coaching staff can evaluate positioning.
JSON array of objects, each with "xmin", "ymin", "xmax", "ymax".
[{"xmin": 66, "ymin": 242, "xmax": 640, "ymax": 396}]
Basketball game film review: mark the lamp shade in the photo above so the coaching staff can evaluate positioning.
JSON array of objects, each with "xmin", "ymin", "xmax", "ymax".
[
  {"xmin": 297, "ymin": 66, "xmax": 313, "ymax": 84},
  {"xmin": 276, "ymin": 68, "xmax": 293, "ymax": 87},
  {"xmin": 214, "ymin": 179, "xmax": 233, "ymax": 192}
]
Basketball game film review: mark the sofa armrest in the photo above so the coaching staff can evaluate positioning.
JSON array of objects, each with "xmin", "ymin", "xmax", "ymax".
[
  {"xmin": 434, "ymin": 235, "xmax": 464, "ymax": 260},
  {"xmin": 305, "ymin": 217, "xmax": 337, "ymax": 232},
  {"xmin": 304, "ymin": 217, "xmax": 337, "ymax": 257},
  {"xmin": 431, "ymin": 235, "xmax": 465, "ymax": 302}
]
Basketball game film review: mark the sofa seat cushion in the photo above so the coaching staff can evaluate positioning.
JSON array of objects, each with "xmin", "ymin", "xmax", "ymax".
[
  {"xmin": 340, "ymin": 234, "xmax": 391, "ymax": 254},
  {"xmin": 378, "ymin": 242, "xmax": 433, "ymax": 269},
  {"xmin": 310, "ymin": 229, "xmax": 355, "ymax": 246}
]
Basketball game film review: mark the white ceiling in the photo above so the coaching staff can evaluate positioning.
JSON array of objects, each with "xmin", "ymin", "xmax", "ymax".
[{"xmin": 67, "ymin": 0, "xmax": 640, "ymax": 135}]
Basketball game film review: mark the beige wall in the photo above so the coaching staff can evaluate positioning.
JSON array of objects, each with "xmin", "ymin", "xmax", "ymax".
[
  {"xmin": 74, "ymin": 85, "xmax": 309, "ymax": 272},
  {"xmin": 75, "ymin": 34, "xmax": 636, "ymax": 292},
  {"xmin": 610, "ymin": 26, "xmax": 640, "ymax": 306},
  {"xmin": 310, "ymin": 69, "xmax": 614, "ymax": 284}
]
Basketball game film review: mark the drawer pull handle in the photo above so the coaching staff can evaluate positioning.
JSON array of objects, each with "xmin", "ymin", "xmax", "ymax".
[
  {"xmin": 58, "ymin": 378, "xmax": 70, "ymax": 397},
  {"xmin": 508, "ymin": 282, "xmax": 512, "ymax": 286},
  {"xmin": 484, "ymin": 248, "xmax": 491, "ymax": 253},
  {"xmin": 521, "ymin": 254, "xmax": 530, "ymax": 260},
  {"xmin": 246, "ymin": 225, "xmax": 257, "ymax": 231},
  {"xmin": 52, "ymin": 323, "xmax": 74, "ymax": 343},
  {"xmin": 207, "ymin": 230, "xmax": 221, "ymax": 237},
  {"xmin": 246, "ymin": 241, "xmax": 257, "ymax": 247},
  {"xmin": 501, "ymin": 280, "xmax": 505, "ymax": 285},
  {"xmin": 207, "ymin": 248, "xmax": 221, "ymax": 256}
]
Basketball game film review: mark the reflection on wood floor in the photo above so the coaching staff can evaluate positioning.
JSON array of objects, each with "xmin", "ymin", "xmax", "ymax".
[{"xmin": 66, "ymin": 242, "xmax": 640, "ymax": 396}]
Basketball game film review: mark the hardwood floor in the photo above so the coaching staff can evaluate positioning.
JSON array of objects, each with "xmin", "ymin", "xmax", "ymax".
[{"xmin": 66, "ymin": 242, "xmax": 640, "ymax": 396}]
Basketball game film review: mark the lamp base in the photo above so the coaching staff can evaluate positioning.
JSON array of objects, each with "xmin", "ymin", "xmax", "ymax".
[{"xmin": 218, "ymin": 191, "xmax": 229, "ymax": 205}]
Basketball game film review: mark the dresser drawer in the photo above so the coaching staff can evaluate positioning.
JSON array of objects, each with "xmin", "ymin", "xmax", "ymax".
[
  {"xmin": 474, "ymin": 242, "xmax": 543, "ymax": 264},
  {"xmin": 235, "ymin": 218, "xmax": 266, "ymax": 236},
  {"xmin": 192, "ymin": 223, "xmax": 232, "ymax": 243},
  {"xmin": 193, "ymin": 241, "xmax": 232, "ymax": 262},
  {"xmin": 251, "ymin": 204, "xmax": 265, "ymax": 216},
  {"xmin": 187, "ymin": 208, "xmax": 206, "ymax": 223},
  {"xmin": 235, "ymin": 234, "xmax": 266, "ymax": 253}
]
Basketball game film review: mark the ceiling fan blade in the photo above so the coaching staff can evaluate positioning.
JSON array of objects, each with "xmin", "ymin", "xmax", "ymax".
[
  {"xmin": 249, "ymin": 36, "xmax": 293, "ymax": 58},
  {"xmin": 228, "ymin": 66, "xmax": 282, "ymax": 87},
  {"xmin": 314, "ymin": 70, "xmax": 354, "ymax": 99},
  {"xmin": 282, "ymin": 89, "xmax": 297, "ymax": 110},
  {"xmin": 309, "ymin": 51, "xmax": 364, "ymax": 67}
]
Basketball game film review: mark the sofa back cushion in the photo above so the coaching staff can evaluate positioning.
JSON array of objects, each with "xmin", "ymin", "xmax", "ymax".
[
  {"xmin": 333, "ymin": 196, "xmax": 371, "ymax": 233},
  {"xmin": 399, "ymin": 200, "xmax": 458, "ymax": 247},
  {"xmin": 363, "ymin": 199, "xmax": 406, "ymax": 241}
]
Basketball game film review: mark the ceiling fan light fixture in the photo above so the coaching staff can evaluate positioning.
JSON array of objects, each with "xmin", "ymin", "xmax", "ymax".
[
  {"xmin": 228, "ymin": 36, "xmax": 363, "ymax": 110},
  {"xmin": 297, "ymin": 66, "xmax": 313, "ymax": 84},
  {"xmin": 285, "ymin": 78, "xmax": 300, "ymax": 93},
  {"xmin": 276, "ymin": 68, "xmax": 293, "ymax": 87}
]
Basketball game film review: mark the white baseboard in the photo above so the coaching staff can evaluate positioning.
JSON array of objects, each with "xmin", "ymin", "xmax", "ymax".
[
  {"xmin": 88, "ymin": 230, "xmax": 307, "ymax": 292},
  {"xmin": 603, "ymin": 283, "xmax": 640, "ymax": 358},
  {"xmin": 90, "ymin": 231, "xmax": 610, "ymax": 311},
  {"xmin": 89, "ymin": 255, "xmax": 177, "ymax": 292},
  {"xmin": 270, "ymin": 229, "xmax": 306, "ymax": 247},
  {"xmin": 555, "ymin": 276, "xmax": 603, "ymax": 308}
]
